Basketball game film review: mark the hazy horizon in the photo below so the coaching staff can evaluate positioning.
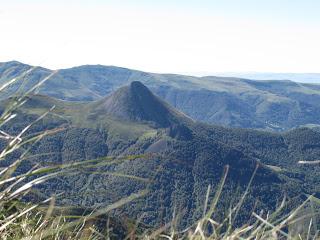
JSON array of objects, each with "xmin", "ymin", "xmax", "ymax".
[
  {"xmin": 2, "ymin": 59, "xmax": 320, "ymax": 74},
  {"xmin": 1, "ymin": 0, "xmax": 319, "ymax": 73},
  {"xmin": 3, "ymin": 59, "xmax": 320, "ymax": 83}
]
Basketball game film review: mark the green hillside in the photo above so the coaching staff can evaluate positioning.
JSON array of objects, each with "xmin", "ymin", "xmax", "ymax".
[{"xmin": 1, "ymin": 82, "xmax": 320, "ymax": 229}]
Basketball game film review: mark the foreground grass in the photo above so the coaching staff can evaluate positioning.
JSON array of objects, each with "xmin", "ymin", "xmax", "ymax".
[{"xmin": 0, "ymin": 69, "xmax": 320, "ymax": 239}]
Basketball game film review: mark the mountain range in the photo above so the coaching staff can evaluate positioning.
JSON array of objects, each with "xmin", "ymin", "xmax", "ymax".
[
  {"xmin": 2, "ymin": 61, "xmax": 320, "ymax": 131},
  {"xmin": 1, "ymin": 81, "xmax": 320, "ymax": 228},
  {"xmin": 212, "ymin": 72, "xmax": 320, "ymax": 83}
]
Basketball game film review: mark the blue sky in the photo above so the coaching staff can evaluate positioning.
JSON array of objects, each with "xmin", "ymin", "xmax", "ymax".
[{"xmin": 0, "ymin": 0, "xmax": 319, "ymax": 73}]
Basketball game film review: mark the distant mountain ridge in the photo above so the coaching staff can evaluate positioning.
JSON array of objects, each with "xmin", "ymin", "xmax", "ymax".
[
  {"xmin": 2, "ymin": 61, "xmax": 320, "ymax": 131},
  {"xmin": 214, "ymin": 72, "xmax": 320, "ymax": 83}
]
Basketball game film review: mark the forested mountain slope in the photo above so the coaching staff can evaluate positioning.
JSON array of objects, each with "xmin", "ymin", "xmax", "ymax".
[{"xmin": 1, "ymin": 82, "xmax": 319, "ymax": 227}]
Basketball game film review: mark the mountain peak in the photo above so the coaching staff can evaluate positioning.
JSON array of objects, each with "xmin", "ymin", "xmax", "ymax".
[
  {"xmin": 129, "ymin": 80, "xmax": 148, "ymax": 91},
  {"xmin": 91, "ymin": 81, "xmax": 192, "ymax": 128},
  {"xmin": 126, "ymin": 81, "xmax": 152, "ymax": 99}
]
